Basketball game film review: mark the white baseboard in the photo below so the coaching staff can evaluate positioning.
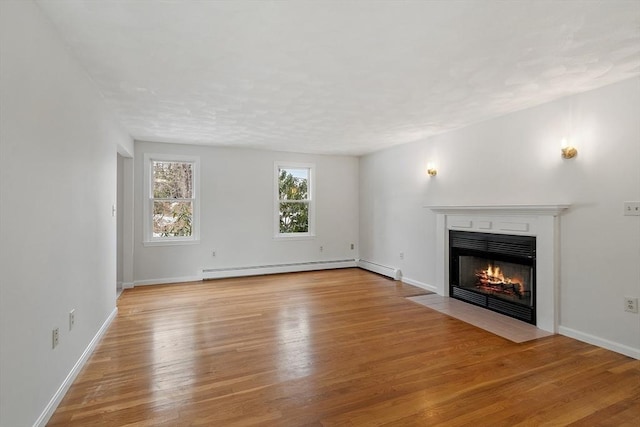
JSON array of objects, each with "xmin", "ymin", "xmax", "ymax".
[
  {"xmin": 133, "ymin": 275, "xmax": 203, "ymax": 286},
  {"xmin": 203, "ymin": 259, "xmax": 356, "ymax": 280},
  {"xmin": 356, "ymin": 259, "xmax": 401, "ymax": 280},
  {"xmin": 401, "ymin": 276, "xmax": 438, "ymax": 293},
  {"xmin": 558, "ymin": 326, "xmax": 640, "ymax": 360},
  {"xmin": 121, "ymin": 281, "xmax": 134, "ymax": 289},
  {"xmin": 35, "ymin": 307, "xmax": 118, "ymax": 427}
]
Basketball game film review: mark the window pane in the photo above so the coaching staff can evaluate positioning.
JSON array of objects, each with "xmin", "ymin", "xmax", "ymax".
[
  {"xmin": 153, "ymin": 201, "xmax": 193, "ymax": 237},
  {"xmin": 279, "ymin": 202, "xmax": 309, "ymax": 233},
  {"xmin": 153, "ymin": 161, "xmax": 193, "ymax": 199},
  {"xmin": 278, "ymin": 168, "xmax": 308, "ymax": 200}
]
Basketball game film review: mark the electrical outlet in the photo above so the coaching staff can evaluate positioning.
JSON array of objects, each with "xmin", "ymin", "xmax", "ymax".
[
  {"xmin": 52, "ymin": 328, "xmax": 59, "ymax": 349},
  {"xmin": 623, "ymin": 201, "xmax": 640, "ymax": 216},
  {"xmin": 399, "ymin": 252, "xmax": 404, "ymax": 260},
  {"xmin": 624, "ymin": 297, "xmax": 638, "ymax": 313},
  {"xmin": 350, "ymin": 243, "xmax": 354, "ymax": 250},
  {"xmin": 69, "ymin": 309, "xmax": 75, "ymax": 331},
  {"xmin": 212, "ymin": 250, "xmax": 216, "ymax": 257},
  {"xmin": 320, "ymin": 246, "xmax": 324, "ymax": 252}
]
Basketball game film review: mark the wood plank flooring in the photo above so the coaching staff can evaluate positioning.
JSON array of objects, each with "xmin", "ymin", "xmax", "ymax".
[{"xmin": 48, "ymin": 269, "xmax": 640, "ymax": 426}]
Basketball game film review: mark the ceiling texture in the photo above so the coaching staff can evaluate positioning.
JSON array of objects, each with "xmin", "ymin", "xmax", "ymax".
[{"xmin": 36, "ymin": 0, "xmax": 639, "ymax": 155}]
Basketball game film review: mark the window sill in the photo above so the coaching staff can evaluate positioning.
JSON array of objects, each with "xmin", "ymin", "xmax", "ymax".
[
  {"xmin": 273, "ymin": 233, "xmax": 316, "ymax": 241},
  {"xmin": 143, "ymin": 239, "xmax": 201, "ymax": 247}
]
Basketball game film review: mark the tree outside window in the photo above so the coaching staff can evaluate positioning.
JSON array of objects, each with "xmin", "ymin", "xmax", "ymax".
[
  {"xmin": 152, "ymin": 161, "xmax": 193, "ymax": 237},
  {"xmin": 276, "ymin": 164, "xmax": 314, "ymax": 237},
  {"xmin": 144, "ymin": 153, "xmax": 199, "ymax": 245}
]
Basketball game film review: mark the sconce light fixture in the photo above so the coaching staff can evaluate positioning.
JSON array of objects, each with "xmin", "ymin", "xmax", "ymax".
[
  {"xmin": 561, "ymin": 138, "xmax": 578, "ymax": 159},
  {"xmin": 427, "ymin": 162, "xmax": 437, "ymax": 177}
]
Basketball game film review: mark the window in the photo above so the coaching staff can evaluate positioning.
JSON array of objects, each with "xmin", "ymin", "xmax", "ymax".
[
  {"xmin": 144, "ymin": 154, "xmax": 200, "ymax": 245},
  {"xmin": 275, "ymin": 162, "xmax": 315, "ymax": 238}
]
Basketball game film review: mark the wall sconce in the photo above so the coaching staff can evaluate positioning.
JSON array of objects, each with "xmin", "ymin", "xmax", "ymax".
[
  {"xmin": 427, "ymin": 162, "xmax": 437, "ymax": 177},
  {"xmin": 561, "ymin": 138, "xmax": 578, "ymax": 159}
]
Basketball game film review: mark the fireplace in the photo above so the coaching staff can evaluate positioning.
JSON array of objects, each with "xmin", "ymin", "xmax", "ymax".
[
  {"xmin": 428, "ymin": 204, "xmax": 568, "ymax": 332},
  {"xmin": 449, "ymin": 230, "xmax": 536, "ymax": 324}
]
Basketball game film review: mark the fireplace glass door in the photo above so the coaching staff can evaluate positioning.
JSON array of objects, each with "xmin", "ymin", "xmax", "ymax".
[{"xmin": 449, "ymin": 230, "xmax": 536, "ymax": 324}]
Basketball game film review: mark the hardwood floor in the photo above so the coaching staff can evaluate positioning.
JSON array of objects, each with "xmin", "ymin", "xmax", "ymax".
[{"xmin": 48, "ymin": 269, "xmax": 640, "ymax": 426}]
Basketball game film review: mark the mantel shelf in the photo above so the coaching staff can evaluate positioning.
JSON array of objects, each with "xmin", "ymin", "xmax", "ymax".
[{"xmin": 425, "ymin": 204, "xmax": 571, "ymax": 216}]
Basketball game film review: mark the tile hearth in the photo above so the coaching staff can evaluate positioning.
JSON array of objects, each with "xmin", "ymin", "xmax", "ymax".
[{"xmin": 408, "ymin": 294, "xmax": 553, "ymax": 343}]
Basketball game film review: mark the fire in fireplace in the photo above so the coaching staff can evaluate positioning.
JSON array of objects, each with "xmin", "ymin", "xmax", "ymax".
[
  {"xmin": 476, "ymin": 264, "xmax": 526, "ymax": 298},
  {"xmin": 450, "ymin": 231, "xmax": 536, "ymax": 323}
]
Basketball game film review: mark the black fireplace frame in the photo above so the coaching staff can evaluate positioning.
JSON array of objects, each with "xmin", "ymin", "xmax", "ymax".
[{"xmin": 449, "ymin": 230, "xmax": 536, "ymax": 324}]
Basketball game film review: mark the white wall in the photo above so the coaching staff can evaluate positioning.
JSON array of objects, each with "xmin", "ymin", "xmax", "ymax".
[
  {"xmin": 0, "ymin": 1, "xmax": 133, "ymax": 426},
  {"xmin": 360, "ymin": 78, "xmax": 640, "ymax": 356},
  {"xmin": 133, "ymin": 141, "xmax": 359, "ymax": 283}
]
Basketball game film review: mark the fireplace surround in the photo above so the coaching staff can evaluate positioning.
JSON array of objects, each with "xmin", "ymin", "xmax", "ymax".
[{"xmin": 428, "ymin": 204, "xmax": 569, "ymax": 333}]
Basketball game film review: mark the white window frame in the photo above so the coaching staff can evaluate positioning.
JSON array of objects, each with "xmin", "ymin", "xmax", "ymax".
[
  {"xmin": 274, "ymin": 162, "xmax": 316, "ymax": 239},
  {"xmin": 143, "ymin": 153, "xmax": 200, "ymax": 246}
]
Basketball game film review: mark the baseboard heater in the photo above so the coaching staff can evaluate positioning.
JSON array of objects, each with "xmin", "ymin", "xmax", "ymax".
[
  {"xmin": 202, "ymin": 259, "xmax": 357, "ymax": 280},
  {"xmin": 356, "ymin": 259, "xmax": 401, "ymax": 280}
]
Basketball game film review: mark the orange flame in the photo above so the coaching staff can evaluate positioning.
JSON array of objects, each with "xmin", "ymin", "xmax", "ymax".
[{"xmin": 478, "ymin": 264, "xmax": 525, "ymax": 295}]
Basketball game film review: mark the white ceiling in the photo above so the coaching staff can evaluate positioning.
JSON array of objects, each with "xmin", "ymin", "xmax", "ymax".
[{"xmin": 36, "ymin": 0, "xmax": 639, "ymax": 155}]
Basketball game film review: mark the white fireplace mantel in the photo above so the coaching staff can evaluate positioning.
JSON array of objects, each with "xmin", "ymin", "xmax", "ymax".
[
  {"xmin": 426, "ymin": 204, "xmax": 570, "ymax": 333},
  {"xmin": 427, "ymin": 204, "xmax": 570, "ymax": 216}
]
